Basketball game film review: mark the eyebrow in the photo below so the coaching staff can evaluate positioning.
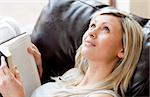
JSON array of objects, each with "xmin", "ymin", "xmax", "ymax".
[{"xmin": 92, "ymin": 17, "xmax": 113, "ymax": 28}]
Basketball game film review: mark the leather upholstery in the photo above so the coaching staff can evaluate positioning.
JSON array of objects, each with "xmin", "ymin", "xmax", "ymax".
[
  {"xmin": 31, "ymin": 0, "xmax": 149, "ymax": 96},
  {"xmin": 32, "ymin": 0, "xmax": 108, "ymax": 83}
]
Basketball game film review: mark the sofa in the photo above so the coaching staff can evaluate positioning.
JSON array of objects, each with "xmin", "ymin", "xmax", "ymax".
[{"xmin": 31, "ymin": 0, "xmax": 150, "ymax": 96}]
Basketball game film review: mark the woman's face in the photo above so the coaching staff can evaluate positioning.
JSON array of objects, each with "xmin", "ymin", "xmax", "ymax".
[{"xmin": 82, "ymin": 14, "xmax": 123, "ymax": 64}]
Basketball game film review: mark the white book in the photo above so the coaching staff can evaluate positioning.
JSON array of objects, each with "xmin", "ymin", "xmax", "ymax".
[{"xmin": 0, "ymin": 33, "xmax": 41, "ymax": 97}]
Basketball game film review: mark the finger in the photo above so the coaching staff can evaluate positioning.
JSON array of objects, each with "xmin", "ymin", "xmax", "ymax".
[
  {"xmin": 29, "ymin": 48, "xmax": 42, "ymax": 65},
  {"xmin": 12, "ymin": 66, "xmax": 21, "ymax": 81},
  {"xmin": 1, "ymin": 56, "xmax": 8, "ymax": 74},
  {"xmin": 31, "ymin": 43, "xmax": 39, "ymax": 52},
  {"xmin": 28, "ymin": 44, "xmax": 40, "ymax": 55},
  {"xmin": 0, "ymin": 67, "xmax": 4, "ymax": 77},
  {"xmin": 27, "ymin": 47, "xmax": 41, "ymax": 58},
  {"xmin": 1, "ymin": 56, "xmax": 13, "ymax": 77},
  {"xmin": 1, "ymin": 56, "xmax": 7, "ymax": 67},
  {"xmin": 0, "ymin": 57, "xmax": 5, "ymax": 78},
  {"xmin": 27, "ymin": 44, "xmax": 43, "ymax": 77},
  {"xmin": 27, "ymin": 43, "xmax": 41, "ymax": 59},
  {"xmin": 37, "ymin": 65, "xmax": 43, "ymax": 79},
  {"xmin": 0, "ymin": 57, "xmax": 8, "ymax": 85},
  {"xmin": 0, "ymin": 56, "xmax": 5, "ymax": 77},
  {"xmin": 27, "ymin": 47, "xmax": 42, "ymax": 69},
  {"xmin": 27, "ymin": 47, "xmax": 33, "ymax": 54}
]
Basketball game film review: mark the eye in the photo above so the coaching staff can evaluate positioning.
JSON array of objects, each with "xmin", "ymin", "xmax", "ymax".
[
  {"xmin": 90, "ymin": 23, "xmax": 96, "ymax": 28},
  {"xmin": 103, "ymin": 26, "xmax": 110, "ymax": 33}
]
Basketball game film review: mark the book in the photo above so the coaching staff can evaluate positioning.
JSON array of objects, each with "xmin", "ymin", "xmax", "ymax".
[{"xmin": 0, "ymin": 33, "xmax": 41, "ymax": 97}]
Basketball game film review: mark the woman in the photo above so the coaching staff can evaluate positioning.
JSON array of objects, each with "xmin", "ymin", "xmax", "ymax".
[{"xmin": 0, "ymin": 8, "xmax": 143, "ymax": 97}]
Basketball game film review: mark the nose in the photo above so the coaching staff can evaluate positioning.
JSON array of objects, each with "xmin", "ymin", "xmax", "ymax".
[{"xmin": 88, "ymin": 31, "xmax": 97, "ymax": 39}]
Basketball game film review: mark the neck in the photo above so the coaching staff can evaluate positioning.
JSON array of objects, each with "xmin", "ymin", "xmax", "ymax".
[{"xmin": 78, "ymin": 61, "xmax": 115, "ymax": 88}]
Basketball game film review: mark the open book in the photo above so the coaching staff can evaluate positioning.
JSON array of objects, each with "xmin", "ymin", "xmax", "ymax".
[{"xmin": 0, "ymin": 33, "xmax": 41, "ymax": 97}]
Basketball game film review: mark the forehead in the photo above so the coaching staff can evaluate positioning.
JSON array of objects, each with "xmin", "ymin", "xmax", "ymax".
[{"xmin": 91, "ymin": 14, "xmax": 121, "ymax": 27}]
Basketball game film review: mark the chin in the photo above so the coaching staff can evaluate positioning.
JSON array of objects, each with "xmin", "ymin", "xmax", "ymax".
[{"xmin": 81, "ymin": 47, "xmax": 94, "ymax": 60}]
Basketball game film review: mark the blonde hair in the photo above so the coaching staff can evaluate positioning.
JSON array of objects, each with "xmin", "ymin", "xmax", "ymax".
[{"xmin": 53, "ymin": 7, "xmax": 143, "ymax": 97}]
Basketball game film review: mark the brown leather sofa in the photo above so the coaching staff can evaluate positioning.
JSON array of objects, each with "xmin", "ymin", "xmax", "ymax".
[{"xmin": 31, "ymin": 0, "xmax": 149, "ymax": 96}]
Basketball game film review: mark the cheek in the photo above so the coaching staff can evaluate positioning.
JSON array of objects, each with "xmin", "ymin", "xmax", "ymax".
[
  {"xmin": 82, "ymin": 32, "xmax": 88, "ymax": 42},
  {"xmin": 97, "ymin": 39, "xmax": 113, "ymax": 54},
  {"xmin": 81, "ymin": 34, "xmax": 122, "ymax": 61},
  {"xmin": 97, "ymin": 35, "xmax": 112, "ymax": 49},
  {"xmin": 96, "ymin": 37, "xmax": 122, "ymax": 58}
]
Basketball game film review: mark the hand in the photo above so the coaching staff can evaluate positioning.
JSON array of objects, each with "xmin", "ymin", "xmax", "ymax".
[
  {"xmin": 0, "ymin": 56, "xmax": 25, "ymax": 97},
  {"xmin": 27, "ymin": 43, "xmax": 43, "ymax": 79}
]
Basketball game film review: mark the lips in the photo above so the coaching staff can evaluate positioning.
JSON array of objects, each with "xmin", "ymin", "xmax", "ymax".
[{"xmin": 84, "ymin": 40, "xmax": 96, "ymax": 47}]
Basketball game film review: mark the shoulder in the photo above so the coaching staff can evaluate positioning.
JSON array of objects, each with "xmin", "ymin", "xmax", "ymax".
[{"xmin": 88, "ymin": 94, "xmax": 114, "ymax": 97}]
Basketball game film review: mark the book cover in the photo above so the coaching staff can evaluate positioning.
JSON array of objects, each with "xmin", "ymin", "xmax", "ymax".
[{"xmin": 0, "ymin": 33, "xmax": 41, "ymax": 97}]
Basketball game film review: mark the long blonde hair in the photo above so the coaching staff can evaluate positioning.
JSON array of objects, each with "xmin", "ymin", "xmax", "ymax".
[{"xmin": 53, "ymin": 7, "xmax": 143, "ymax": 97}]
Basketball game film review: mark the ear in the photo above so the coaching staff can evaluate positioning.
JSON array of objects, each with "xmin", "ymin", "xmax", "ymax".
[{"xmin": 117, "ymin": 49, "xmax": 124, "ymax": 58}]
